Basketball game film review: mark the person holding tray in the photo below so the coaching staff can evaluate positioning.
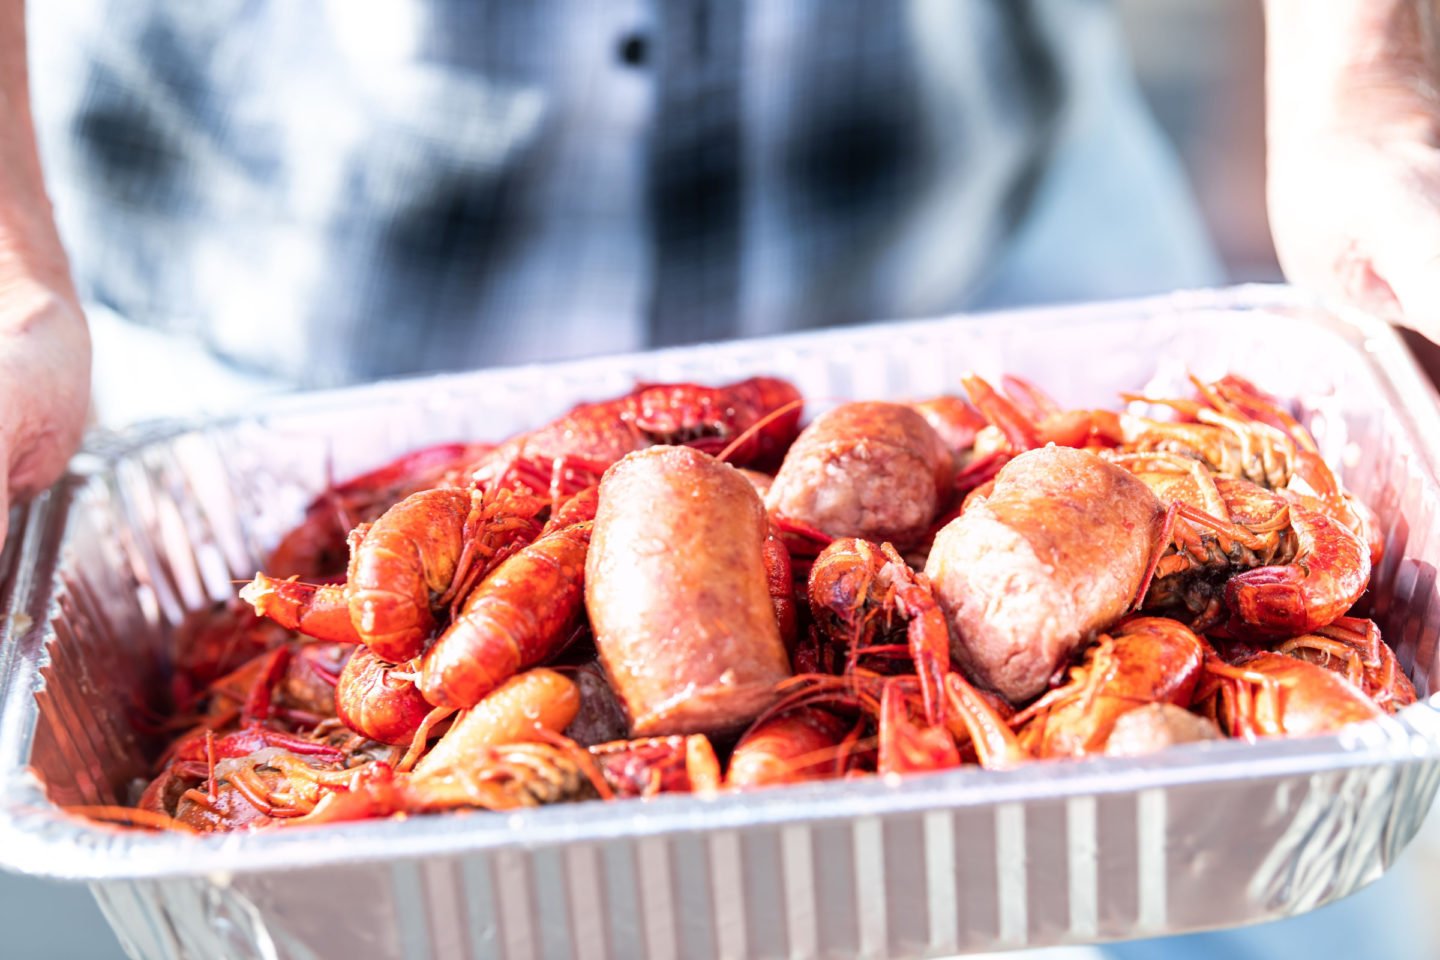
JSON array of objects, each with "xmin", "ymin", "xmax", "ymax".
[{"xmin": 0, "ymin": 2, "xmax": 1438, "ymax": 959}]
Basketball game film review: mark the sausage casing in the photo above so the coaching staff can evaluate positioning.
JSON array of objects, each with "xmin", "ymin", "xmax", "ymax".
[
  {"xmin": 586, "ymin": 446, "xmax": 791, "ymax": 736},
  {"xmin": 924, "ymin": 446, "xmax": 1161, "ymax": 702},
  {"xmin": 765, "ymin": 401, "xmax": 954, "ymax": 546}
]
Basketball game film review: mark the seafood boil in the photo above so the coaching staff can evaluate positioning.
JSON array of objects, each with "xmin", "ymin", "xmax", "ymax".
[{"xmin": 86, "ymin": 372, "xmax": 1413, "ymax": 833}]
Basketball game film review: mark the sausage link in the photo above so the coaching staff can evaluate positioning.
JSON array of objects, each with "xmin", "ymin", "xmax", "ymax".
[
  {"xmin": 766, "ymin": 402, "xmax": 954, "ymax": 547},
  {"xmin": 924, "ymin": 446, "xmax": 1162, "ymax": 702},
  {"xmin": 587, "ymin": 446, "xmax": 792, "ymax": 736}
]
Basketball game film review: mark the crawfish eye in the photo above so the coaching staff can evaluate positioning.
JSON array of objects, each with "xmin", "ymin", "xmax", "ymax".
[{"xmin": 642, "ymin": 423, "xmax": 727, "ymax": 444}]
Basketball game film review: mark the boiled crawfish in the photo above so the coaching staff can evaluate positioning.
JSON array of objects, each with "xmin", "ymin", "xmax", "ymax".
[
  {"xmin": 265, "ymin": 441, "xmax": 491, "ymax": 579},
  {"xmin": 806, "ymin": 537, "xmax": 951, "ymax": 724},
  {"xmin": 1272, "ymin": 617, "xmax": 1417, "ymax": 713},
  {"xmin": 1010, "ymin": 617, "xmax": 1206, "ymax": 758},
  {"xmin": 242, "ymin": 486, "xmax": 548, "ymax": 660},
  {"xmin": 471, "ymin": 376, "xmax": 803, "ymax": 496},
  {"xmin": 1198, "ymin": 650, "xmax": 1385, "ymax": 739}
]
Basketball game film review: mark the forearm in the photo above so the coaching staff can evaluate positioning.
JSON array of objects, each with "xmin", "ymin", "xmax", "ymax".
[
  {"xmin": 0, "ymin": 0, "xmax": 89, "ymax": 523},
  {"xmin": 0, "ymin": 0, "xmax": 74, "ymax": 302}
]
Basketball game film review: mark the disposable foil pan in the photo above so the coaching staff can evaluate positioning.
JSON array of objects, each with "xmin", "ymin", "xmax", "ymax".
[{"xmin": 4, "ymin": 285, "xmax": 1440, "ymax": 960}]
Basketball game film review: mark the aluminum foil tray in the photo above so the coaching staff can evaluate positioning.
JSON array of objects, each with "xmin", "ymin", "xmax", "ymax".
[{"xmin": 4, "ymin": 285, "xmax": 1440, "ymax": 960}]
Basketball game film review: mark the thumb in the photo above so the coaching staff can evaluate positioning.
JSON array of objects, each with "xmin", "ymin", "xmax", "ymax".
[
  {"xmin": 1375, "ymin": 249, "xmax": 1440, "ymax": 346},
  {"xmin": 0, "ymin": 450, "xmax": 9, "ymax": 552},
  {"xmin": 1359, "ymin": 182, "xmax": 1440, "ymax": 344}
]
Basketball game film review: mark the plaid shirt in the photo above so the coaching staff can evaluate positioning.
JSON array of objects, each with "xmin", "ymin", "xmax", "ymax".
[{"xmin": 29, "ymin": 1, "xmax": 1078, "ymax": 387}]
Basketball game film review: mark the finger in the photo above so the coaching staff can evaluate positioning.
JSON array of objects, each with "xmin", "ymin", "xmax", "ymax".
[
  {"xmin": 1374, "ymin": 246, "xmax": 1440, "ymax": 344},
  {"xmin": 1356, "ymin": 170, "xmax": 1440, "ymax": 343},
  {"xmin": 1323, "ymin": 249, "xmax": 1406, "ymax": 325}
]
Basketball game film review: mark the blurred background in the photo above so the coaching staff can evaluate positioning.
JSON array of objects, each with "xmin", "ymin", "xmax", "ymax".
[
  {"xmin": 1117, "ymin": 0, "xmax": 1279, "ymax": 284},
  {"xmin": 3, "ymin": 2, "xmax": 1432, "ymax": 959}
]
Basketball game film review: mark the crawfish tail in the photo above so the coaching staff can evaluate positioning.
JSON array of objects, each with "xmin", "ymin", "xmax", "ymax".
[
  {"xmin": 348, "ymin": 488, "xmax": 474, "ymax": 662},
  {"xmin": 415, "ymin": 669, "xmax": 580, "ymax": 778},
  {"xmin": 335, "ymin": 649, "xmax": 433, "ymax": 746},
  {"xmin": 420, "ymin": 525, "xmax": 592, "ymax": 709},
  {"xmin": 728, "ymin": 708, "xmax": 852, "ymax": 789},
  {"xmin": 1224, "ymin": 505, "xmax": 1370, "ymax": 637}
]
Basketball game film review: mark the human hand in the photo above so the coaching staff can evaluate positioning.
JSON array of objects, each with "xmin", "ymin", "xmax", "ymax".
[
  {"xmin": 1266, "ymin": 1, "xmax": 1440, "ymax": 338},
  {"xmin": 0, "ymin": 275, "xmax": 89, "ymax": 547}
]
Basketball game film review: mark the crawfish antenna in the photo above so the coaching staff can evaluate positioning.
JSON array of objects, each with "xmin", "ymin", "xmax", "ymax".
[{"xmin": 716, "ymin": 398, "xmax": 804, "ymax": 464}]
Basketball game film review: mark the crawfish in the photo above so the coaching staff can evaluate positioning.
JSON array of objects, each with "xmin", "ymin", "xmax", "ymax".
[
  {"xmin": 297, "ymin": 731, "xmax": 719, "ymax": 824},
  {"xmin": 1119, "ymin": 455, "xmax": 1294, "ymax": 628},
  {"xmin": 963, "ymin": 373, "xmax": 1125, "ymax": 453},
  {"xmin": 419, "ymin": 522, "xmax": 592, "ymax": 709},
  {"xmin": 470, "ymin": 376, "xmax": 803, "ymax": 495},
  {"xmin": 1010, "ymin": 617, "xmax": 1207, "ymax": 759},
  {"xmin": 1198, "ymin": 651, "xmax": 1385, "ymax": 739},
  {"xmin": 343, "ymin": 487, "xmax": 546, "ymax": 660},
  {"xmin": 1223, "ymin": 502, "xmax": 1370, "ymax": 638},
  {"xmin": 253, "ymin": 669, "xmax": 589, "ymax": 827},
  {"xmin": 283, "ymin": 740, "xmax": 607, "ymax": 826},
  {"xmin": 413, "ymin": 668, "xmax": 580, "ymax": 777},
  {"xmin": 335, "ymin": 648, "xmax": 434, "ymax": 745},
  {"xmin": 139, "ymin": 720, "xmax": 380, "ymax": 832},
  {"xmin": 186, "ymin": 654, "xmax": 582, "ymax": 831},
  {"xmin": 758, "ymin": 669, "xmax": 1029, "ymax": 774},
  {"xmin": 727, "ymin": 707, "xmax": 856, "ymax": 789},
  {"xmin": 1118, "ymin": 454, "xmax": 1369, "ymax": 637},
  {"xmin": 166, "ymin": 735, "xmax": 597, "ymax": 830},
  {"xmin": 165, "ymin": 723, "xmax": 347, "ymax": 769},
  {"xmin": 807, "ymin": 538, "xmax": 951, "ymax": 724},
  {"xmin": 266, "ymin": 441, "xmax": 491, "ymax": 579},
  {"xmin": 1126, "ymin": 374, "xmax": 1379, "ymax": 563},
  {"xmin": 956, "ymin": 373, "xmax": 1125, "ymax": 491},
  {"xmin": 1120, "ymin": 391, "xmax": 1301, "ymax": 491},
  {"xmin": 138, "ymin": 749, "xmax": 316, "ymax": 832},
  {"xmin": 908, "ymin": 394, "xmax": 988, "ymax": 461},
  {"xmin": 1274, "ymin": 617, "xmax": 1416, "ymax": 713},
  {"xmin": 589, "ymin": 735, "xmax": 722, "ymax": 797},
  {"xmin": 243, "ymin": 487, "xmax": 548, "ymax": 660}
]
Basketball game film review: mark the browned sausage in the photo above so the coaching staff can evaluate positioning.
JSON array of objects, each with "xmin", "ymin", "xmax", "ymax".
[
  {"xmin": 765, "ymin": 402, "xmax": 955, "ymax": 546},
  {"xmin": 586, "ymin": 446, "xmax": 792, "ymax": 736},
  {"xmin": 924, "ymin": 446, "xmax": 1162, "ymax": 702}
]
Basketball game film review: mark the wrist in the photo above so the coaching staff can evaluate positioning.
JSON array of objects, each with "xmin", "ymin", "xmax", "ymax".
[{"xmin": 0, "ymin": 211, "xmax": 78, "ymax": 310}]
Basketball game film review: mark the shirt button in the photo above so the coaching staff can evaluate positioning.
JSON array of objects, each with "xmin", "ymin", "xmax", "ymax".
[{"xmin": 617, "ymin": 31, "xmax": 649, "ymax": 67}]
